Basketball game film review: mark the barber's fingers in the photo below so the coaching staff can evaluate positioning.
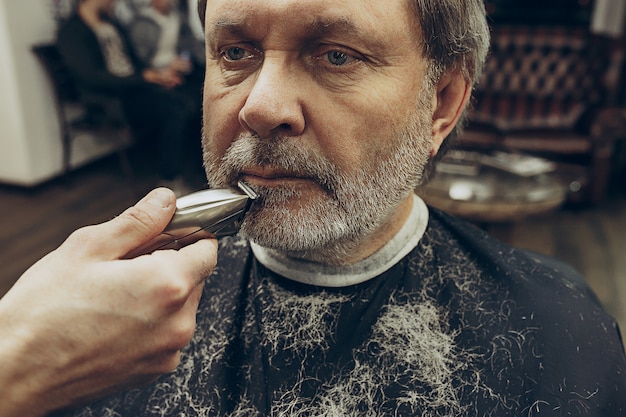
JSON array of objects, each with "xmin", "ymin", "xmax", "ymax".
[
  {"xmin": 128, "ymin": 239, "xmax": 217, "ymax": 296},
  {"xmin": 133, "ymin": 237, "xmax": 218, "ymax": 290},
  {"xmin": 61, "ymin": 188, "xmax": 177, "ymax": 260},
  {"xmin": 152, "ymin": 283, "xmax": 206, "ymax": 353},
  {"xmin": 175, "ymin": 238, "xmax": 219, "ymax": 284},
  {"xmin": 113, "ymin": 238, "xmax": 218, "ymax": 312}
]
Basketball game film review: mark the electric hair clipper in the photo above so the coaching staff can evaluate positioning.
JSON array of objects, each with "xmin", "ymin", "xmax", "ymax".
[{"xmin": 126, "ymin": 181, "xmax": 257, "ymax": 258}]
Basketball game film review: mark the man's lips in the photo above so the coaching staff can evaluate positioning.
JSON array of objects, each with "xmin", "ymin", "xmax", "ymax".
[{"xmin": 241, "ymin": 170, "xmax": 315, "ymax": 186}]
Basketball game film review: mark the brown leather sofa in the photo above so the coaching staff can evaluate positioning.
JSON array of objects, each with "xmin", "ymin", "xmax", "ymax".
[{"xmin": 456, "ymin": 25, "xmax": 625, "ymax": 204}]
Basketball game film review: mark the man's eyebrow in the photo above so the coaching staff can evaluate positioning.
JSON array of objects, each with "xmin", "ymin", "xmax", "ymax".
[
  {"xmin": 303, "ymin": 16, "xmax": 383, "ymax": 46},
  {"xmin": 303, "ymin": 16, "xmax": 387, "ymax": 54},
  {"xmin": 207, "ymin": 15, "xmax": 388, "ymax": 55}
]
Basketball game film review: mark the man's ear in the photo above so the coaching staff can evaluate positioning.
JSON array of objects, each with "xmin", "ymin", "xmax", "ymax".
[{"xmin": 430, "ymin": 71, "xmax": 471, "ymax": 156}]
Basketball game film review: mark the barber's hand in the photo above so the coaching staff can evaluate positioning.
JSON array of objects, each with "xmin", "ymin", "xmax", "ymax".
[{"xmin": 0, "ymin": 188, "xmax": 217, "ymax": 417}]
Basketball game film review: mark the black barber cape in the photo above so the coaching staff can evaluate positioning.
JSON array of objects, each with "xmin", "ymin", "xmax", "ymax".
[{"xmin": 55, "ymin": 208, "xmax": 625, "ymax": 416}]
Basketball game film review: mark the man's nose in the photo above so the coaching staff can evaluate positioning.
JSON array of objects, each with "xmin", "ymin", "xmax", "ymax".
[{"xmin": 238, "ymin": 58, "xmax": 306, "ymax": 138}]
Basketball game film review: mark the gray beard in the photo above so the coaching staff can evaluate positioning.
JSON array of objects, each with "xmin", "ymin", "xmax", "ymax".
[{"xmin": 203, "ymin": 96, "xmax": 432, "ymax": 265}]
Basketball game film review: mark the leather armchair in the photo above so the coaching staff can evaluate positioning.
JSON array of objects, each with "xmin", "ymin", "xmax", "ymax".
[{"xmin": 456, "ymin": 25, "xmax": 625, "ymax": 204}]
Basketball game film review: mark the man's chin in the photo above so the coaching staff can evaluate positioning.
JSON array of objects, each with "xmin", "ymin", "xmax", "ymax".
[{"xmin": 238, "ymin": 193, "xmax": 352, "ymax": 255}]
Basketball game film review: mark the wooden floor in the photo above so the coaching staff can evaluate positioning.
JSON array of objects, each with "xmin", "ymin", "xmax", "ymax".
[{"xmin": 1, "ymin": 153, "xmax": 625, "ymax": 333}]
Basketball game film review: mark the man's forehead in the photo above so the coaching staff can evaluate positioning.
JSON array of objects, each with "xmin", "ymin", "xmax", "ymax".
[
  {"xmin": 210, "ymin": 12, "xmax": 365, "ymax": 38},
  {"xmin": 198, "ymin": 0, "xmax": 420, "ymax": 44}
]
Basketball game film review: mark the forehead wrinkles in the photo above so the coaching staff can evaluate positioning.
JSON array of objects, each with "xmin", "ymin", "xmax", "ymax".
[
  {"xmin": 203, "ymin": 0, "xmax": 422, "ymax": 51},
  {"xmin": 207, "ymin": 10, "xmax": 359, "ymax": 39}
]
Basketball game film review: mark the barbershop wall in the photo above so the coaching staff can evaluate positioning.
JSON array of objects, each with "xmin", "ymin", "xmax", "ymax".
[
  {"xmin": 0, "ymin": 0, "xmax": 122, "ymax": 186},
  {"xmin": 0, "ymin": 0, "xmax": 56, "ymax": 185}
]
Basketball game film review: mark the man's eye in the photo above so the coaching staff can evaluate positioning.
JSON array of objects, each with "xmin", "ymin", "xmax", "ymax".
[
  {"xmin": 326, "ymin": 50, "xmax": 350, "ymax": 66},
  {"xmin": 223, "ymin": 47, "xmax": 249, "ymax": 61},
  {"xmin": 319, "ymin": 49, "xmax": 362, "ymax": 68}
]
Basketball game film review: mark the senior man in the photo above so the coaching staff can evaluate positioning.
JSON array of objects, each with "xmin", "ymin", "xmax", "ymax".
[{"xmin": 2, "ymin": 0, "xmax": 623, "ymax": 416}]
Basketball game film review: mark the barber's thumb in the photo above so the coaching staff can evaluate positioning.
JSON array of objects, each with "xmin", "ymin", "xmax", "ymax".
[{"xmin": 81, "ymin": 188, "xmax": 177, "ymax": 259}]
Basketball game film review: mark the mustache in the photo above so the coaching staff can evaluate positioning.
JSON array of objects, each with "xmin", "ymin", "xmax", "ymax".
[{"xmin": 215, "ymin": 134, "xmax": 341, "ymax": 190}]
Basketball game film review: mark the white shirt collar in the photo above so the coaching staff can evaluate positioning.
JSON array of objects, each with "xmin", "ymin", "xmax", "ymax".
[{"xmin": 250, "ymin": 194, "xmax": 429, "ymax": 287}]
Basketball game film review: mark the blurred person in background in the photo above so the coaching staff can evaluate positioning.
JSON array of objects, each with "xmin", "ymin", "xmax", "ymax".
[
  {"xmin": 128, "ymin": 0, "xmax": 204, "ymax": 75},
  {"xmin": 57, "ymin": 0, "xmax": 199, "ymax": 194},
  {"xmin": 127, "ymin": 0, "xmax": 205, "ymax": 176}
]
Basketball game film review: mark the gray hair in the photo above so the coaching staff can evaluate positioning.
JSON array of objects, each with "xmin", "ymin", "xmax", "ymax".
[
  {"xmin": 406, "ymin": 0, "xmax": 490, "ymax": 178},
  {"xmin": 410, "ymin": 0, "xmax": 490, "ymax": 88}
]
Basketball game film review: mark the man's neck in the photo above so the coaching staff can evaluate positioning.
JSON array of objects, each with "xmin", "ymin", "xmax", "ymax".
[
  {"xmin": 251, "ymin": 194, "xmax": 429, "ymax": 287},
  {"xmin": 347, "ymin": 195, "xmax": 415, "ymax": 264}
]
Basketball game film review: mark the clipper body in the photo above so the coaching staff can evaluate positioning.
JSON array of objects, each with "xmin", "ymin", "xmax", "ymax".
[{"xmin": 126, "ymin": 182, "xmax": 257, "ymax": 258}]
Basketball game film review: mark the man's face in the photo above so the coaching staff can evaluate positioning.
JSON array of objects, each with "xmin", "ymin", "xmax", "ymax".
[{"xmin": 201, "ymin": 0, "xmax": 437, "ymax": 263}]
